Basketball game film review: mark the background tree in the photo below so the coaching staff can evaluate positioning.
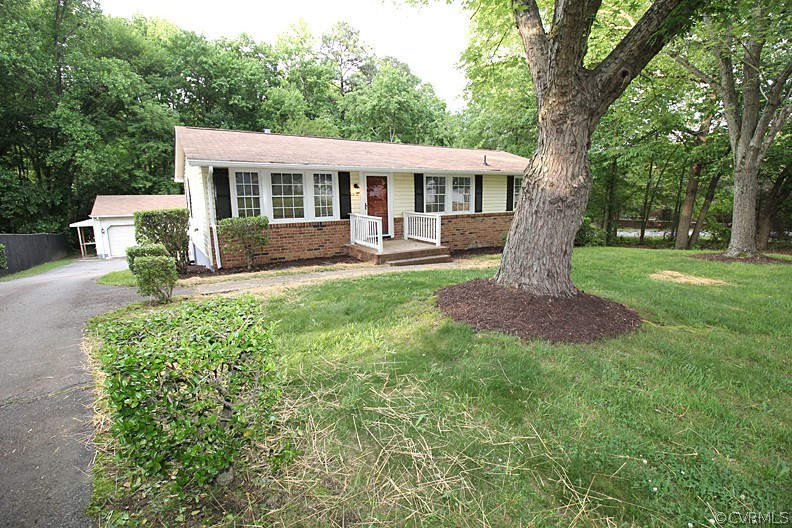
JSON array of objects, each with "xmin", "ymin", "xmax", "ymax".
[
  {"xmin": 671, "ymin": 2, "xmax": 791, "ymax": 256},
  {"xmin": 343, "ymin": 60, "xmax": 451, "ymax": 144}
]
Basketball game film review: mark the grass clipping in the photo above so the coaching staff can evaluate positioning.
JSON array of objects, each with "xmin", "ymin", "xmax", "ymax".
[
  {"xmin": 250, "ymin": 361, "xmax": 629, "ymax": 527},
  {"xmin": 650, "ymin": 270, "xmax": 727, "ymax": 286}
]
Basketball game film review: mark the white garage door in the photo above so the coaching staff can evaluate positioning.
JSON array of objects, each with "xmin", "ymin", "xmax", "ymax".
[{"xmin": 106, "ymin": 224, "xmax": 136, "ymax": 257}]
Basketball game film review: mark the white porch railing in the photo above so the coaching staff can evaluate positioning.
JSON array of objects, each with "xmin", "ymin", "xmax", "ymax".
[
  {"xmin": 403, "ymin": 212, "xmax": 442, "ymax": 246},
  {"xmin": 350, "ymin": 213, "xmax": 384, "ymax": 253}
]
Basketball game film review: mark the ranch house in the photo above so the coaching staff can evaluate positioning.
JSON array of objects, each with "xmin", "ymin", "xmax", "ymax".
[{"xmin": 174, "ymin": 126, "xmax": 530, "ymax": 269}]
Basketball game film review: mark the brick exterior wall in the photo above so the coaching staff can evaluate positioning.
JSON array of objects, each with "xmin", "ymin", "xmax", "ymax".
[
  {"xmin": 213, "ymin": 213, "xmax": 513, "ymax": 269},
  {"xmin": 217, "ymin": 220, "xmax": 350, "ymax": 269},
  {"xmin": 440, "ymin": 212, "xmax": 513, "ymax": 250}
]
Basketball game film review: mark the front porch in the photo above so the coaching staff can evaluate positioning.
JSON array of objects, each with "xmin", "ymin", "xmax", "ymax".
[
  {"xmin": 348, "ymin": 211, "xmax": 451, "ymax": 265},
  {"xmin": 347, "ymin": 238, "xmax": 451, "ymax": 265}
]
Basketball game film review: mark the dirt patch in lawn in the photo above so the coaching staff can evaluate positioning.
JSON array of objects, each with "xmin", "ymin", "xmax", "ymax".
[
  {"xmin": 436, "ymin": 279, "xmax": 641, "ymax": 344},
  {"xmin": 650, "ymin": 270, "xmax": 728, "ymax": 286},
  {"xmin": 690, "ymin": 253, "xmax": 792, "ymax": 265}
]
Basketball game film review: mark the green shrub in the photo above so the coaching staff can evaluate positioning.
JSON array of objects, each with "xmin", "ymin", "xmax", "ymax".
[
  {"xmin": 134, "ymin": 255, "xmax": 177, "ymax": 304},
  {"xmin": 134, "ymin": 208, "xmax": 190, "ymax": 272},
  {"xmin": 96, "ymin": 296, "xmax": 280, "ymax": 487},
  {"xmin": 0, "ymin": 244, "xmax": 6, "ymax": 269},
  {"xmin": 126, "ymin": 243, "xmax": 168, "ymax": 274},
  {"xmin": 575, "ymin": 217, "xmax": 605, "ymax": 247},
  {"xmin": 217, "ymin": 216, "xmax": 270, "ymax": 271}
]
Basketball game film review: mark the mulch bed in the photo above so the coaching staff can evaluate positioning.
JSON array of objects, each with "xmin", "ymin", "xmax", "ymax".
[
  {"xmin": 690, "ymin": 253, "xmax": 792, "ymax": 265},
  {"xmin": 436, "ymin": 279, "xmax": 641, "ymax": 344},
  {"xmin": 179, "ymin": 255, "xmax": 360, "ymax": 279}
]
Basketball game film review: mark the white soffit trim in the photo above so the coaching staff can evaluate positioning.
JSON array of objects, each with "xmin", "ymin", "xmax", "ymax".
[{"xmin": 185, "ymin": 158, "xmax": 524, "ymax": 176}]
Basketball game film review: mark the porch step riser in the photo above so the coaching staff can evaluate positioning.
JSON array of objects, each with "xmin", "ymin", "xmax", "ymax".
[
  {"xmin": 346, "ymin": 244, "xmax": 450, "ymax": 265},
  {"xmin": 388, "ymin": 255, "xmax": 453, "ymax": 266}
]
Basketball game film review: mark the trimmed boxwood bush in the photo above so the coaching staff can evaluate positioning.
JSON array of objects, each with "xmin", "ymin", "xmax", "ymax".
[
  {"xmin": 134, "ymin": 208, "xmax": 190, "ymax": 272},
  {"xmin": 0, "ymin": 244, "xmax": 6, "ymax": 269},
  {"xmin": 134, "ymin": 255, "xmax": 177, "ymax": 304},
  {"xmin": 126, "ymin": 243, "xmax": 168, "ymax": 274},
  {"xmin": 96, "ymin": 296, "xmax": 280, "ymax": 487},
  {"xmin": 217, "ymin": 216, "xmax": 270, "ymax": 271}
]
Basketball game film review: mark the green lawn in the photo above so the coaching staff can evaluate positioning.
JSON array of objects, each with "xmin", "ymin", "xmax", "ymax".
[
  {"xmin": 89, "ymin": 247, "xmax": 792, "ymax": 527},
  {"xmin": 0, "ymin": 256, "xmax": 78, "ymax": 282},
  {"xmin": 96, "ymin": 269, "xmax": 136, "ymax": 287}
]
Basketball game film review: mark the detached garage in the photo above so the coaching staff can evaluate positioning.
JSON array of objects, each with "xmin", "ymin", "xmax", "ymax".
[{"xmin": 70, "ymin": 195, "xmax": 185, "ymax": 258}]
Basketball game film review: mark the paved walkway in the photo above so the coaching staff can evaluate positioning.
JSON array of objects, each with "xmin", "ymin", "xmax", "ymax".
[
  {"xmin": 0, "ymin": 259, "xmax": 141, "ymax": 528},
  {"xmin": 192, "ymin": 259, "xmax": 492, "ymax": 296}
]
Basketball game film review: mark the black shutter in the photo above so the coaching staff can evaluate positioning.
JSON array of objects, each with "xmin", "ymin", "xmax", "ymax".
[
  {"xmin": 474, "ymin": 175, "xmax": 483, "ymax": 213},
  {"xmin": 506, "ymin": 175, "xmax": 515, "ymax": 212},
  {"xmin": 338, "ymin": 171, "xmax": 351, "ymax": 219},
  {"xmin": 213, "ymin": 168, "xmax": 232, "ymax": 220},
  {"xmin": 414, "ymin": 173, "xmax": 424, "ymax": 212}
]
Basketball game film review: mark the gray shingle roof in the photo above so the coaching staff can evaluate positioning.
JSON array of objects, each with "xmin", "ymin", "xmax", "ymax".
[
  {"xmin": 176, "ymin": 126, "xmax": 529, "ymax": 174},
  {"xmin": 90, "ymin": 195, "xmax": 185, "ymax": 217}
]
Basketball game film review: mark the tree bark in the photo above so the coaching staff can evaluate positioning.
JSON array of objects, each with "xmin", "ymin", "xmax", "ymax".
[
  {"xmin": 674, "ymin": 160, "xmax": 702, "ymax": 249},
  {"xmin": 688, "ymin": 172, "xmax": 722, "ymax": 248},
  {"xmin": 727, "ymin": 162, "xmax": 762, "ymax": 255},
  {"xmin": 756, "ymin": 167, "xmax": 791, "ymax": 250},
  {"xmin": 496, "ymin": 111, "xmax": 592, "ymax": 298},
  {"xmin": 496, "ymin": 0, "xmax": 705, "ymax": 297},
  {"xmin": 639, "ymin": 158, "xmax": 655, "ymax": 245},
  {"xmin": 602, "ymin": 159, "xmax": 618, "ymax": 245}
]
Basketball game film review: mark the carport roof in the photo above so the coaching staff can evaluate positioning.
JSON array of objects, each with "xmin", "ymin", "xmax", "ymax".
[{"xmin": 90, "ymin": 195, "xmax": 185, "ymax": 217}]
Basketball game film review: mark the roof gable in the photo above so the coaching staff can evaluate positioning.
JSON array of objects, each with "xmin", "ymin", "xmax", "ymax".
[{"xmin": 175, "ymin": 127, "xmax": 530, "ymax": 175}]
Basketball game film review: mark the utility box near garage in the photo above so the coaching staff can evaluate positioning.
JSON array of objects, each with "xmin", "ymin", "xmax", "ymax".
[{"xmin": 71, "ymin": 195, "xmax": 185, "ymax": 258}]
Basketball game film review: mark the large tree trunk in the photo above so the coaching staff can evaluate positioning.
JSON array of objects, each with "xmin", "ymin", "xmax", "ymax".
[
  {"xmin": 674, "ymin": 160, "xmax": 702, "ymax": 249},
  {"xmin": 756, "ymin": 167, "xmax": 791, "ymax": 250},
  {"xmin": 496, "ymin": 115, "xmax": 592, "ymax": 298},
  {"xmin": 602, "ymin": 159, "xmax": 618, "ymax": 245},
  {"xmin": 496, "ymin": 0, "xmax": 705, "ymax": 297},
  {"xmin": 726, "ymin": 162, "xmax": 761, "ymax": 256},
  {"xmin": 688, "ymin": 172, "xmax": 722, "ymax": 247}
]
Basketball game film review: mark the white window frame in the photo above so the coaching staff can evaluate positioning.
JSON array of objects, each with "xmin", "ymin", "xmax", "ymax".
[
  {"xmin": 269, "ymin": 171, "xmax": 308, "ymax": 221},
  {"xmin": 311, "ymin": 172, "xmax": 338, "ymax": 221},
  {"xmin": 424, "ymin": 174, "xmax": 476, "ymax": 215},
  {"xmin": 227, "ymin": 168, "xmax": 342, "ymax": 223},
  {"xmin": 230, "ymin": 170, "xmax": 263, "ymax": 218},
  {"xmin": 514, "ymin": 176, "xmax": 523, "ymax": 208}
]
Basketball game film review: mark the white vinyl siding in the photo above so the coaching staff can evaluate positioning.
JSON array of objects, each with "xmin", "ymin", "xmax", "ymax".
[
  {"xmin": 393, "ymin": 173, "xmax": 414, "ymax": 215},
  {"xmin": 185, "ymin": 163, "xmax": 212, "ymax": 263},
  {"xmin": 482, "ymin": 175, "xmax": 508, "ymax": 213}
]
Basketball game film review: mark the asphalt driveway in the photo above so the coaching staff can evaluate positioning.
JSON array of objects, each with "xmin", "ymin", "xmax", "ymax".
[{"xmin": 0, "ymin": 259, "xmax": 142, "ymax": 528}]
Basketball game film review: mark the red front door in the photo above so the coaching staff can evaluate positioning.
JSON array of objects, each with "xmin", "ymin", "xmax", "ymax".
[{"xmin": 366, "ymin": 176, "xmax": 389, "ymax": 236}]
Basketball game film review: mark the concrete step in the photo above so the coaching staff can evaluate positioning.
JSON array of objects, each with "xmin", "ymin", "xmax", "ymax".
[{"xmin": 387, "ymin": 254, "xmax": 453, "ymax": 266}]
